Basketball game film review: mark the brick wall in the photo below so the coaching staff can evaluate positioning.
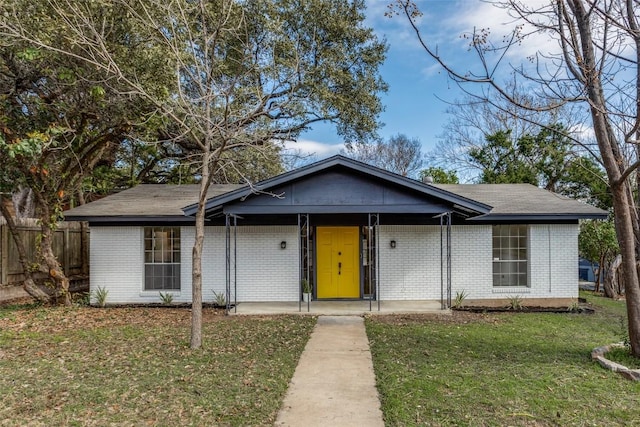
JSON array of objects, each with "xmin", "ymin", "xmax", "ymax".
[
  {"xmin": 378, "ymin": 224, "xmax": 578, "ymax": 302},
  {"xmin": 90, "ymin": 226, "xmax": 144, "ymax": 304},
  {"xmin": 90, "ymin": 225, "xmax": 299, "ymax": 305},
  {"xmin": 378, "ymin": 225, "xmax": 441, "ymax": 300},
  {"xmin": 90, "ymin": 223, "xmax": 578, "ymax": 304}
]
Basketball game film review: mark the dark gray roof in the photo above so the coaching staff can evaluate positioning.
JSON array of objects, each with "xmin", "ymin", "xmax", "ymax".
[
  {"xmin": 433, "ymin": 183, "xmax": 608, "ymax": 220},
  {"xmin": 64, "ymin": 158, "xmax": 608, "ymax": 223},
  {"xmin": 64, "ymin": 184, "xmax": 242, "ymax": 221}
]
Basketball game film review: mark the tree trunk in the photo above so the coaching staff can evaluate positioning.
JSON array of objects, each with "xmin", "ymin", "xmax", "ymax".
[
  {"xmin": 38, "ymin": 224, "xmax": 71, "ymax": 306},
  {"xmin": 191, "ymin": 151, "xmax": 213, "ymax": 350},
  {"xmin": 565, "ymin": 0, "xmax": 640, "ymax": 357},
  {"xmin": 0, "ymin": 196, "xmax": 50, "ymax": 303},
  {"xmin": 610, "ymin": 182, "xmax": 640, "ymax": 356},
  {"xmin": 595, "ymin": 254, "xmax": 604, "ymax": 292},
  {"xmin": 604, "ymin": 254, "xmax": 622, "ymax": 299},
  {"xmin": 31, "ymin": 192, "xmax": 72, "ymax": 306},
  {"xmin": 190, "ymin": 200, "xmax": 204, "ymax": 350}
]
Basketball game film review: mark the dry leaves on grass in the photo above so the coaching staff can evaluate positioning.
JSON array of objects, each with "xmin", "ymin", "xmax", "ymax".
[
  {"xmin": 0, "ymin": 306, "xmax": 316, "ymax": 427},
  {"xmin": 0, "ymin": 306, "xmax": 226, "ymax": 334}
]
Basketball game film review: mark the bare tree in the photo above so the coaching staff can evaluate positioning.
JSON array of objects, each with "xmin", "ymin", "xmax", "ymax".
[
  {"xmin": 392, "ymin": 0, "xmax": 640, "ymax": 355},
  {"xmin": 431, "ymin": 84, "xmax": 591, "ymax": 181},
  {"xmin": 2, "ymin": 0, "xmax": 386, "ymax": 348},
  {"xmin": 344, "ymin": 133, "xmax": 424, "ymax": 177}
]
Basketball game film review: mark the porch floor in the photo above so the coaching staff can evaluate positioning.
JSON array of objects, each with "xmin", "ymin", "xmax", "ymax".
[{"xmin": 229, "ymin": 300, "xmax": 447, "ymax": 315}]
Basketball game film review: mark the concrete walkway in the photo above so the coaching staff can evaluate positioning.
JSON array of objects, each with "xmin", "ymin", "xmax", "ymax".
[{"xmin": 275, "ymin": 316, "xmax": 384, "ymax": 427}]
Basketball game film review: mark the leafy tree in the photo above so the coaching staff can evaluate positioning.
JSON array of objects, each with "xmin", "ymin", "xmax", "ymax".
[
  {"xmin": 344, "ymin": 133, "xmax": 424, "ymax": 177},
  {"xmin": 420, "ymin": 167, "xmax": 459, "ymax": 184},
  {"xmin": 468, "ymin": 130, "xmax": 538, "ymax": 185},
  {"xmin": 467, "ymin": 126, "xmax": 610, "ymax": 209},
  {"xmin": 431, "ymin": 86, "xmax": 587, "ymax": 182},
  {"xmin": 2, "ymin": 0, "xmax": 387, "ymax": 347},
  {"xmin": 212, "ymin": 144, "xmax": 285, "ymax": 184},
  {"xmin": 579, "ymin": 219, "xmax": 618, "ymax": 294},
  {"xmin": 0, "ymin": 17, "xmax": 166, "ymax": 304},
  {"xmin": 393, "ymin": 0, "xmax": 640, "ymax": 355}
]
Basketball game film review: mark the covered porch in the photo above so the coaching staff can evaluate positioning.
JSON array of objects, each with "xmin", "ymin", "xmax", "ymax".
[{"xmin": 183, "ymin": 157, "xmax": 492, "ymax": 312}]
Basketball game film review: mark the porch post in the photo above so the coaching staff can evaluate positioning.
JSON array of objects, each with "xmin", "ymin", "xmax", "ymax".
[
  {"xmin": 446, "ymin": 212, "xmax": 452, "ymax": 308},
  {"xmin": 439, "ymin": 212, "xmax": 452, "ymax": 309},
  {"xmin": 375, "ymin": 214, "xmax": 380, "ymax": 312},
  {"xmin": 233, "ymin": 215, "xmax": 237, "ymax": 313},
  {"xmin": 368, "ymin": 214, "xmax": 371, "ymax": 312},
  {"xmin": 367, "ymin": 213, "xmax": 380, "ymax": 311},
  {"xmin": 298, "ymin": 213, "xmax": 310, "ymax": 312},
  {"xmin": 225, "ymin": 214, "xmax": 231, "ymax": 315}
]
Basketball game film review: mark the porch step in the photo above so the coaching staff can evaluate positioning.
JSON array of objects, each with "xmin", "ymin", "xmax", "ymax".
[{"xmin": 230, "ymin": 300, "xmax": 447, "ymax": 315}]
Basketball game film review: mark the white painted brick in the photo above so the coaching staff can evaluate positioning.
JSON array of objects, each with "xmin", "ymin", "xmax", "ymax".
[
  {"xmin": 90, "ymin": 225, "xmax": 299, "ymax": 304},
  {"xmin": 90, "ymin": 223, "xmax": 579, "ymax": 304}
]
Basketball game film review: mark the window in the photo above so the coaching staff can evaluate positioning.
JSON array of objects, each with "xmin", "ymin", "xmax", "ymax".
[
  {"xmin": 144, "ymin": 227, "xmax": 180, "ymax": 290},
  {"xmin": 492, "ymin": 225, "xmax": 528, "ymax": 287}
]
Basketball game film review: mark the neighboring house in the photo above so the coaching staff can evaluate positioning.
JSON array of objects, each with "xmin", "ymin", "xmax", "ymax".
[
  {"xmin": 64, "ymin": 155, "xmax": 607, "ymax": 308},
  {"xmin": 579, "ymin": 258, "xmax": 602, "ymax": 283}
]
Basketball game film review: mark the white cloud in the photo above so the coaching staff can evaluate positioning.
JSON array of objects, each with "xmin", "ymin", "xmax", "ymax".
[
  {"xmin": 445, "ymin": 1, "xmax": 559, "ymax": 64},
  {"xmin": 284, "ymin": 139, "xmax": 345, "ymax": 159},
  {"xmin": 365, "ymin": 0, "xmax": 430, "ymax": 52}
]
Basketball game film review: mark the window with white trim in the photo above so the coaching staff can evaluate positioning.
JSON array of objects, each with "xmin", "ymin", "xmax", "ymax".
[
  {"xmin": 492, "ymin": 225, "xmax": 528, "ymax": 287},
  {"xmin": 144, "ymin": 227, "xmax": 180, "ymax": 290}
]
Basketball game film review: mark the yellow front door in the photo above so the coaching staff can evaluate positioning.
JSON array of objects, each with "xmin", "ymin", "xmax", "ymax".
[{"xmin": 316, "ymin": 227, "xmax": 360, "ymax": 299}]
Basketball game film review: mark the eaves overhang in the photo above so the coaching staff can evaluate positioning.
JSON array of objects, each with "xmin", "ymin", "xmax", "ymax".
[
  {"xmin": 63, "ymin": 215, "xmax": 195, "ymax": 225},
  {"xmin": 468, "ymin": 212, "xmax": 609, "ymax": 222}
]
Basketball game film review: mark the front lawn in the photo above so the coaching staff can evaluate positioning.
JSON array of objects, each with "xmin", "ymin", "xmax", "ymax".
[
  {"xmin": 367, "ymin": 292, "xmax": 640, "ymax": 426},
  {"xmin": 0, "ymin": 306, "xmax": 315, "ymax": 426}
]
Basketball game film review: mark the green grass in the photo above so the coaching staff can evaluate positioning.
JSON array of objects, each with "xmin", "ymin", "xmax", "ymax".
[
  {"xmin": 0, "ymin": 306, "xmax": 315, "ymax": 426},
  {"xmin": 606, "ymin": 347, "xmax": 640, "ymax": 369},
  {"xmin": 367, "ymin": 292, "xmax": 640, "ymax": 426}
]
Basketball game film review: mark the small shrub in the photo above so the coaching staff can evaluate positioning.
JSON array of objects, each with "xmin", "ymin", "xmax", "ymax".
[
  {"xmin": 452, "ymin": 290, "xmax": 468, "ymax": 309},
  {"xmin": 159, "ymin": 292, "xmax": 174, "ymax": 305},
  {"xmin": 212, "ymin": 290, "xmax": 226, "ymax": 307},
  {"xmin": 73, "ymin": 292, "xmax": 91, "ymax": 307},
  {"xmin": 301, "ymin": 279, "xmax": 312, "ymax": 294},
  {"xmin": 92, "ymin": 286, "xmax": 108, "ymax": 307},
  {"xmin": 508, "ymin": 295, "xmax": 523, "ymax": 310},
  {"xmin": 619, "ymin": 317, "xmax": 631, "ymax": 349},
  {"xmin": 568, "ymin": 300, "xmax": 580, "ymax": 312}
]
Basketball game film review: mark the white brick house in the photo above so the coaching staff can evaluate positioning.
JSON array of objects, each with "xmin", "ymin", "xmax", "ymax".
[{"xmin": 65, "ymin": 156, "xmax": 606, "ymax": 308}]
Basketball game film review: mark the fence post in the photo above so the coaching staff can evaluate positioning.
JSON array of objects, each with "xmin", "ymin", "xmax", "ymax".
[
  {"xmin": 1, "ymin": 224, "xmax": 8, "ymax": 286},
  {"xmin": 81, "ymin": 222, "xmax": 89, "ymax": 276},
  {"xmin": 63, "ymin": 226, "xmax": 70, "ymax": 276}
]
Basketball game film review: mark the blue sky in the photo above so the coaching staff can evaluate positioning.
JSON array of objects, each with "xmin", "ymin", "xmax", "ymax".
[{"xmin": 292, "ymin": 0, "xmax": 553, "ymax": 160}]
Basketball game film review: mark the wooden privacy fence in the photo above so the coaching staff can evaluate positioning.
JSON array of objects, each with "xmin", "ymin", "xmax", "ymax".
[{"xmin": 0, "ymin": 218, "xmax": 89, "ymax": 290}]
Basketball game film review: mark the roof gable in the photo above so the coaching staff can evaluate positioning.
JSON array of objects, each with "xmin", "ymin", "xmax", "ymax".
[{"xmin": 184, "ymin": 155, "xmax": 492, "ymax": 217}]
